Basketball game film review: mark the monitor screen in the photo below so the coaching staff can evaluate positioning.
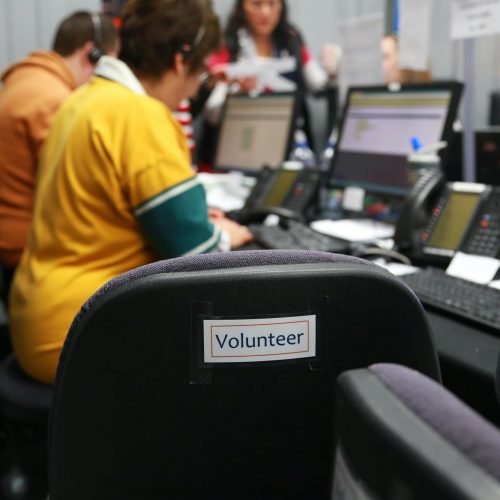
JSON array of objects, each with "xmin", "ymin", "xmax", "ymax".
[
  {"xmin": 329, "ymin": 83, "xmax": 463, "ymax": 196},
  {"xmin": 427, "ymin": 190, "xmax": 481, "ymax": 251},
  {"xmin": 214, "ymin": 93, "xmax": 296, "ymax": 173},
  {"xmin": 261, "ymin": 169, "xmax": 300, "ymax": 208}
]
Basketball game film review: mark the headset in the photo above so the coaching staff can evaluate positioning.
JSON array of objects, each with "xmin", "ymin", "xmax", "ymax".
[
  {"xmin": 88, "ymin": 13, "xmax": 104, "ymax": 64},
  {"xmin": 178, "ymin": 24, "xmax": 206, "ymax": 61}
]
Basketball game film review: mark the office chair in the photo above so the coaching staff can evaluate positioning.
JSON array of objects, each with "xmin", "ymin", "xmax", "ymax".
[
  {"xmin": 0, "ymin": 353, "xmax": 52, "ymax": 499},
  {"xmin": 333, "ymin": 363, "xmax": 500, "ymax": 500},
  {"xmin": 49, "ymin": 249, "xmax": 440, "ymax": 500}
]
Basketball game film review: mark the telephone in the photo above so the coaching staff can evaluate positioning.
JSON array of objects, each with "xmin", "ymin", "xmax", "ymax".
[
  {"xmin": 229, "ymin": 165, "xmax": 320, "ymax": 224},
  {"xmin": 394, "ymin": 169, "xmax": 445, "ymax": 252},
  {"xmin": 395, "ymin": 176, "xmax": 500, "ymax": 263}
]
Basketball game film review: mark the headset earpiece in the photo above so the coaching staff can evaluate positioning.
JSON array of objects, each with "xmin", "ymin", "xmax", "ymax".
[
  {"xmin": 177, "ymin": 25, "xmax": 206, "ymax": 62},
  {"xmin": 88, "ymin": 46, "xmax": 103, "ymax": 64},
  {"xmin": 88, "ymin": 13, "xmax": 103, "ymax": 64}
]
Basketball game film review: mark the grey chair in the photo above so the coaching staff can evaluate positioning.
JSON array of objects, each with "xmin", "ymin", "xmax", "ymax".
[
  {"xmin": 49, "ymin": 250, "xmax": 440, "ymax": 500},
  {"xmin": 334, "ymin": 363, "xmax": 500, "ymax": 500}
]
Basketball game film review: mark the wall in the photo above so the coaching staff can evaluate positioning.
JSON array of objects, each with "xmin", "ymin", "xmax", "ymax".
[
  {"xmin": 1, "ymin": 0, "xmax": 499, "ymax": 128},
  {"xmin": 212, "ymin": 0, "xmax": 500, "ymax": 129},
  {"xmin": 0, "ymin": 0, "xmax": 100, "ymax": 73}
]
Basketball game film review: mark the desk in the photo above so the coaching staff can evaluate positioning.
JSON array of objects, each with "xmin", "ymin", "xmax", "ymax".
[{"xmin": 427, "ymin": 310, "xmax": 500, "ymax": 422}]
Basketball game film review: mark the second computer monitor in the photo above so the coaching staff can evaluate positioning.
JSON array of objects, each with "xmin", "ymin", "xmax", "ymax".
[
  {"xmin": 213, "ymin": 93, "xmax": 298, "ymax": 173},
  {"xmin": 329, "ymin": 82, "xmax": 463, "ymax": 196}
]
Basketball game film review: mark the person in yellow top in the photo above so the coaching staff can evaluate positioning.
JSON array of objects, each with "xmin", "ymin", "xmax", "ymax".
[{"xmin": 9, "ymin": 0, "xmax": 254, "ymax": 384}]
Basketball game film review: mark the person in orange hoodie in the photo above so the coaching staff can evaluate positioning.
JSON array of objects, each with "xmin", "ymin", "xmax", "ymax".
[{"xmin": 0, "ymin": 11, "xmax": 119, "ymax": 303}]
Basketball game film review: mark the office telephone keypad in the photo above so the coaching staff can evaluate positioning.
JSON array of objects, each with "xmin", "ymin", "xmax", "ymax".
[{"xmin": 463, "ymin": 187, "xmax": 500, "ymax": 258}]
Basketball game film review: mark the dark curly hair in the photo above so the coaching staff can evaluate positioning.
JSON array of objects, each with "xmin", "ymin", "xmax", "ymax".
[
  {"xmin": 225, "ymin": 0, "xmax": 298, "ymax": 58},
  {"xmin": 119, "ymin": 0, "xmax": 221, "ymax": 79}
]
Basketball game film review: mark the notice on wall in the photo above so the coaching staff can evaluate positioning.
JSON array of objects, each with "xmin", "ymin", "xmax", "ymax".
[
  {"xmin": 451, "ymin": 0, "xmax": 500, "ymax": 39},
  {"xmin": 338, "ymin": 13, "xmax": 384, "ymax": 100},
  {"xmin": 399, "ymin": 0, "xmax": 432, "ymax": 71}
]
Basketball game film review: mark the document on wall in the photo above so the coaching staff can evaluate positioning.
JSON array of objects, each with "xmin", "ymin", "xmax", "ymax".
[
  {"xmin": 338, "ymin": 13, "xmax": 384, "ymax": 99},
  {"xmin": 399, "ymin": 0, "xmax": 432, "ymax": 71},
  {"xmin": 451, "ymin": 0, "xmax": 500, "ymax": 40}
]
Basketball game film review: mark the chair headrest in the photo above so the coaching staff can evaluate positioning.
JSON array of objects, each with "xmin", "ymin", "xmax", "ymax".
[{"xmin": 370, "ymin": 363, "xmax": 500, "ymax": 482}]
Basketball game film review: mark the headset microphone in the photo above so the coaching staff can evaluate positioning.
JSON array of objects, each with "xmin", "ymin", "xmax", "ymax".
[{"xmin": 88, "ymin": 13, "xmax": 104, "ymax": 64}]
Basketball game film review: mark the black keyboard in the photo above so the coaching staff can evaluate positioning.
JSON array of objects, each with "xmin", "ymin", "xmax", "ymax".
[
  {"xmin": 401, "ymin": 268, "xmax": 500, "ymax": 330},
  {"xmin": 248, "ymin": 220, "xmax": 349, "ymax": 253}
]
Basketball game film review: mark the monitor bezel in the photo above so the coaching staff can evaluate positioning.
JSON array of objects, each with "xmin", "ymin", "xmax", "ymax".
[
  {"xmin": 212, "ymin": 91, "xmax": 302, "ymax": 176},
  {"xmin": 328, "ymin": 81, "xmax": 464, "ymax": 196}
]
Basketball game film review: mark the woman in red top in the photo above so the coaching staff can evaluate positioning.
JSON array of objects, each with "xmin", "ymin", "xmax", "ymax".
[{"xmin": 204, "ymin": 0, "xmax": 340, "ymax": 125}]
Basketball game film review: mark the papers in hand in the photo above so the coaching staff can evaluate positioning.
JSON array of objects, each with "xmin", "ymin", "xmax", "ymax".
[
  {"xmin": 224, "ymin": 57, "xmax": 297, "ymax": 93},
  {"xmin": 310, "ymin": 219, "xmax": 395, "ymax": 243}
]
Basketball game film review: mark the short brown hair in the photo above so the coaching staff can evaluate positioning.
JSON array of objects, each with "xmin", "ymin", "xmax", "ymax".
[
  {"xmin": 52, "ymin": 11, "xmax": 118, "ymax": 56},
  {"xmin": 119, "ymin": 0, "xmax": 221, "ymax": 79}
]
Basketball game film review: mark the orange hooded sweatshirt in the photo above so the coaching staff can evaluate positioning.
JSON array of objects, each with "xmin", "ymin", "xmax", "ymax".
[{"xmin": 0, "ymin": 50, "xmax": 76, "ymax": 267}]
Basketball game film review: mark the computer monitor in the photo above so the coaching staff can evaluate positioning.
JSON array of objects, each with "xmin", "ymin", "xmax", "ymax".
[
  {"xmin": 329, "ymin": 82, "xmax": 463, "ymax": 197},
  {"xmin": 213, "ymin": 93, "xmax": 298, "ymax": 173},
  {"xmin": 447, "ymin": 128, "xmax": 500, "ymax": 184}
]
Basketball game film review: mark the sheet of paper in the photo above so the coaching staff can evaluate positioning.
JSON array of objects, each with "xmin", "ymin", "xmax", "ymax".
[
  {"xmin": 342, "ymin": 187, "xmax": 365, "ymax": 212},
  {"xmin": 198, "ymin": 172, "xmax": 253, "ymax": 212},
  {"xmin": 224, "ymin": 57, "xmax": 298, "ymax": 92},
  {"xmin": 337, "ymin": 13, "xmax": 384, "ymax": 100},
  {"xmin": 451, "ymin": 0, "xmax": 500, "ymax": 40},
  {"xmin": 372, "ymin": 259, "xmax": 420, "ymax": 277},
  {"xmin": 446, "ymin": 251, "xmax": 500, "ymax": 284},
  {"xmin": 399, "ymin": 0, "xmax": 432, "ymax": 71},
  {"xmin": 489, "ymin": 280, "xmax": 500, "ymax": 290},
  {"xmin": 310, "ymin": 219, "xmax": 395, "ymax": 243}
]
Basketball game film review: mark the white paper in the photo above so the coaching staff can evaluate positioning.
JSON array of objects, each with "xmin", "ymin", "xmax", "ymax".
[
  {"xmin": 198, "ymin": 172, "xmax": 253, "ymax": 212},
  {"xmin": 310, "ymin": 219, "xmax": 395, "ymax": 243},
  {"xmin": 489, "ymin": 280, "xmax": 500, "ymax": 290},
  {"xmin": 371, "ymin": 259, "xmax": 420, "ymax": 276},
  {"xmin": 203, "ymin": 315, "xmax": 316, "ymax": 364},
  {"xmin": 446, "ymin": 251, "xmax": 500, "ymax": 284},
  {"xmin": 451, "ymin": 0, "xmax": 500, "ymax": 40},
  {"xmin": 338, "ymin": 13, "xmax": 384, "ymax": 100},
  {"xmin": 342, "ymin": 186, "xmax": 365, "ymax": 212},
  {"xmin": 224, "ymin": 57, "xmax": 298, "ymax": 92},
  {"xmin": 399, "ymin": 0, "xmax": 432, "ymax": 71}
]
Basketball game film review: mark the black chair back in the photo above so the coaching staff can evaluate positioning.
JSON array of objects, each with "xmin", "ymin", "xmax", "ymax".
[{"xmin": 49, "ymin": 250, "xmax": 440, "ymax": 500}]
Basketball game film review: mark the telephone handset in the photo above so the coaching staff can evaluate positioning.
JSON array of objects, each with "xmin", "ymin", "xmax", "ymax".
[
  {"xmin": 398, "ymin": 180, "xmax": 500, "ymax": 263},
  {"xmin": 229, "ymin": 166, "xmax": 320, "ymax": 224},
  {"xmin": 394, "ymin": 169, "xmax": 445, "ymax": 252}
]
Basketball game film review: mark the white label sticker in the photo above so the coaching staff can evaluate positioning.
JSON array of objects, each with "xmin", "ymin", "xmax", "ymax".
[{"xmin": 203, "ymin": 315, "xmax": 316, "ymax": 364}]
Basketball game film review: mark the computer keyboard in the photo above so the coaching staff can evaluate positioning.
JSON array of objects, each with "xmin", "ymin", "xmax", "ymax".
[
  {"xmin": 401, "ymin": 268, "xmax": 500, "ymax": 331},
  {"xmin": 248, "ymin": 220, "xmax": 349, "ymax": 253}
]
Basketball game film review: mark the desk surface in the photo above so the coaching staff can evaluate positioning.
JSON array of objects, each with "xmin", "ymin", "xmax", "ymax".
[{"xmin": 427, "ymin": 310, "xmax": 500, "ymax": 381}]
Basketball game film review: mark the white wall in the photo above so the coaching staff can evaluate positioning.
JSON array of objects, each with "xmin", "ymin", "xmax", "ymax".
[
  {"xmin": 1, "ymin": 0, "xmax": 499, "ymax": 127},
  {"xmin": 0, "ymin": 0, "xmax": 100, "ymax": 73},
  {"xmin": 212, "ymin": 0, "xmax": 500, "ymax": 128}
]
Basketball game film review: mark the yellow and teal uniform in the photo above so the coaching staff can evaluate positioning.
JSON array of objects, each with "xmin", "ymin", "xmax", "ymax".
[{"xmin": 9, "ymin": 58, "xmax": 222, "ymax": 383}]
